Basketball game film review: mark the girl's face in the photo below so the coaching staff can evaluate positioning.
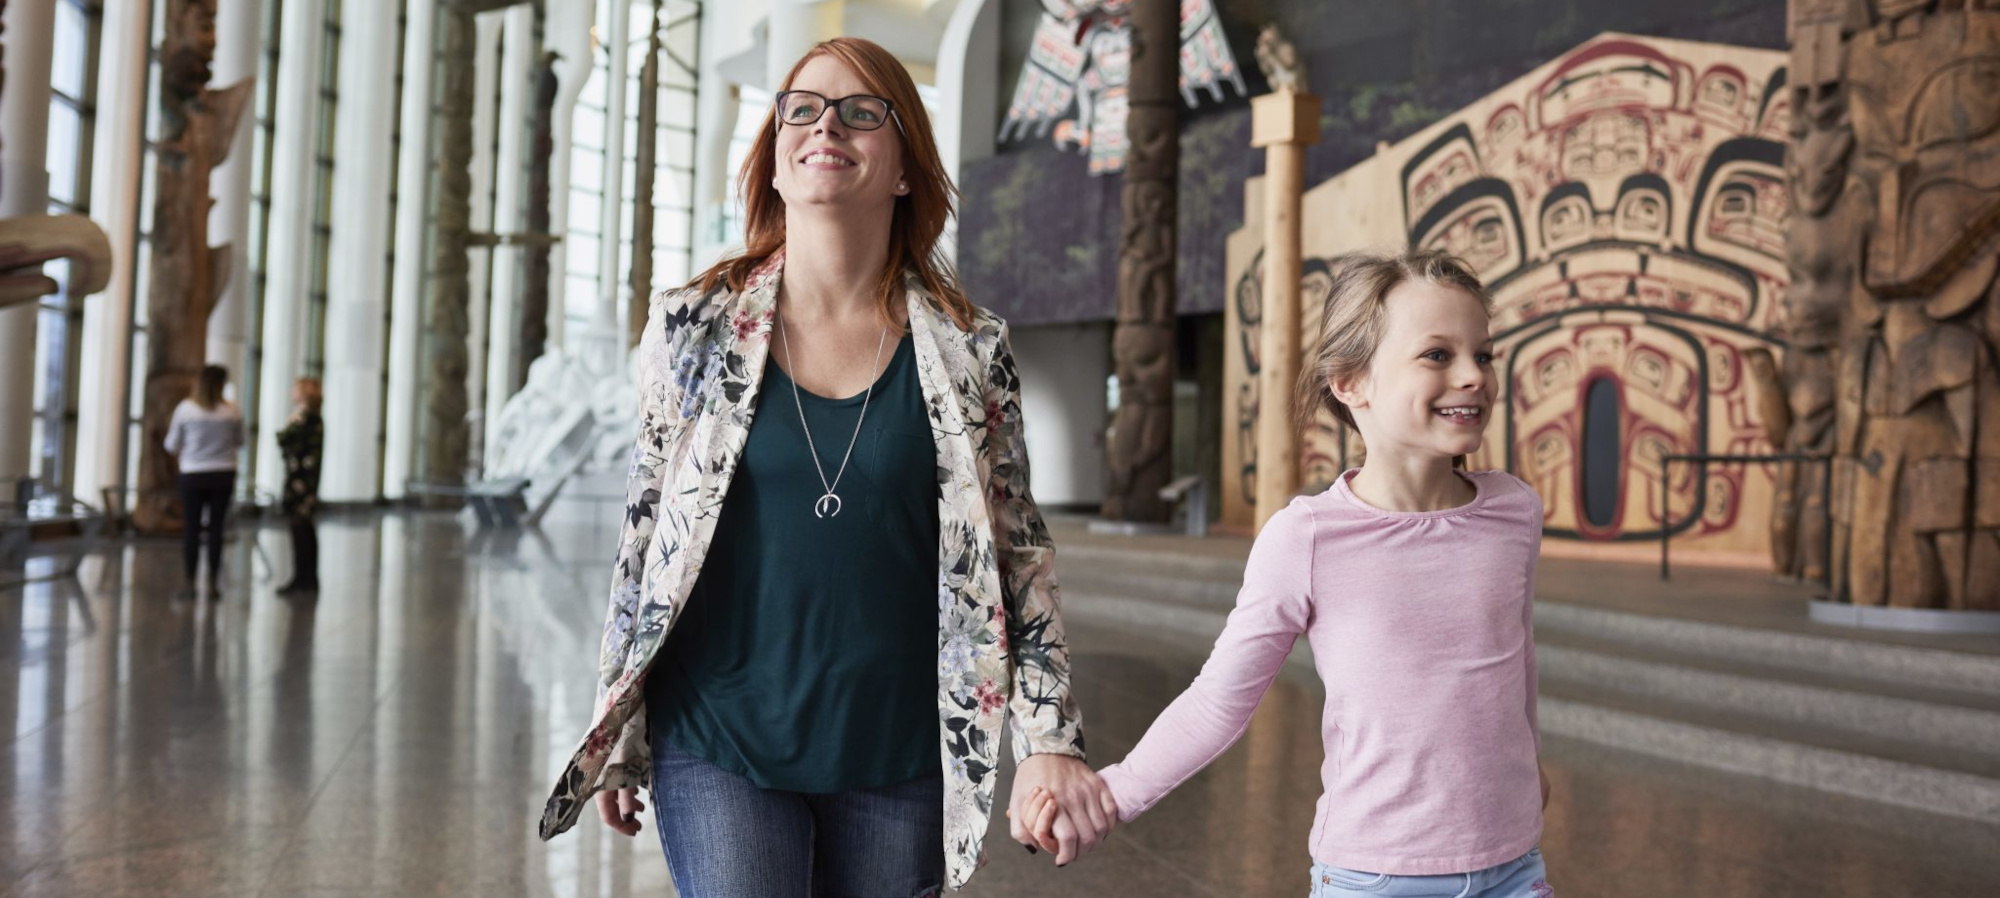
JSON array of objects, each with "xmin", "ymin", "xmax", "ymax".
[
  {"xmin": 1337, "ymin": 280, "xmax": 1497, "ymax": 461},
  {"xmin": 772, "ymin": 56, "xmax": 909, "ymax": 212}
]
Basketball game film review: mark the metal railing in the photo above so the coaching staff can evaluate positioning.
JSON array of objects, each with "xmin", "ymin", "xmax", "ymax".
[{"xmin": 1659, "ymin": 452, "xmax": 1832, "ymax": 584}]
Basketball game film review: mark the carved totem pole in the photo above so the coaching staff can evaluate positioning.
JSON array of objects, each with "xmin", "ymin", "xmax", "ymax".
[
  {"xmin": 423, "ymin": 0, "xmax": 518, "ymax": 490},
  {"xmin": 628, "ymin": 1, "xmax": 661, "ymax": 349},
  {"xmin": 1103, "ymin": 0, "xmax": 1179, "ymax": 522},
  {"xmin": 1781, "ymin": 0, "xmax": 2000, "ymax": 610},
  {"xmin": 519, "ymin": 50, "xmax": 559, "ymax": 389},
  {"xmin": 133, "ymin": 0, "xmax": 252, "ymax": 532}
]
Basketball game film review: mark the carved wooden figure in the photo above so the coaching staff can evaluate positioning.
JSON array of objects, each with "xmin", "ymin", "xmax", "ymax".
[
  {"xmin": 1762, "ymin": 0, "xmax": 1859, "ymax": 582},
  {"xmin": 425, "ymin": 0, "xmax": 530, "ymax": 490},
  {"xmin": 519, "ymin": 50, "xmax": 559, "ymax": 390},
  {"xmin": 133, "ymin": 0, "xmax": 252, "ymax": 533},
  {"xmin": 629, "ymin": 3, "xmax": 660, "ymax": 349},
  {"xmin": 1104, "ymin": 0, "xmax": 1179, "ymax": 522},
  {"xmin": 1827, "ymin": 1, "xmax": 2000, "ymax": 610}
]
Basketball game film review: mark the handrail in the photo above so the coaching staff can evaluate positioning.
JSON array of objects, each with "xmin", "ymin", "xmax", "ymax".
[{"xmin": 1659, "ymin": 452, "xmax": 1832, "ymax": 585}]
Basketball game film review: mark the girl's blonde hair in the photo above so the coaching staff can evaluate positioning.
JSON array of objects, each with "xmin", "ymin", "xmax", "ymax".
[
  {"xmin": 294, "ymin": 378, "xmax": 323, "ymax": 413},
  {"xmin": 1295, "ymin": 249, "xmax": 1495, "ymax": 432}
]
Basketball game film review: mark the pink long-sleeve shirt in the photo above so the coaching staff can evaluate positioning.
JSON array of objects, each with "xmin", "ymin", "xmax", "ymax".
[{"xmin": 1097, "ymin": 468, "xmax": 1544, "ymax": 876}]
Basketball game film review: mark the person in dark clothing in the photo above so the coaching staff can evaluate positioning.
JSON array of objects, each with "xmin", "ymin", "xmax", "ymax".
[
  {"xmin": 275, "ymin": 378, "xmax": 324, "ymax": 595},
  {"xmin": 164, "ymin": 365, "xmax": 244, "ymax": 600}
]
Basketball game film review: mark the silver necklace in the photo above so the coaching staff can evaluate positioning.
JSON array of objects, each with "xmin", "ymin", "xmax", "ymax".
[{"xmin": 777, "ymin": 310, "xmax": 888, "ymax": 519}]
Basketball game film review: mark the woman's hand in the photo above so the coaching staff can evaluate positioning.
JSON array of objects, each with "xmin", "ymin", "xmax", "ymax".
[
  {"xmin": 1008, "ymin": 754, "xmax": 1118, "ymax": 866},
  {"xmin": 594, "ymin": 787, "xmax": 646, "ymax": 837}
]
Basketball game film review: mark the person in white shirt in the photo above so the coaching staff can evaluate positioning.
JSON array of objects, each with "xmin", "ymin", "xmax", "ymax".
[{"xmin": 163, "ymin": 365, "xmax": 244, "ymax": 599}]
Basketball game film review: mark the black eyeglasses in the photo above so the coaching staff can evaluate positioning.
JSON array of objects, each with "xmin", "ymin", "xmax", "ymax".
[{"xmin": 774, "ymin": 90, "xmax": 905, "ymax": 135}]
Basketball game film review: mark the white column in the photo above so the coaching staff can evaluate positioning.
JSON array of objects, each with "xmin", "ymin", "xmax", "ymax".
[
  {"xmin": 935, "ymin": 0, "xmax": 998, "ymax": 264},
  {"xmin": 765, "ymin": 0, "xmax": 838, "ymax": 90},
  {"xmin": 594, "ymin": 0, "xmax": 630, "ymax": 334},
  {"xmin": 483, "ymin": 5, "xmax": 534, "ymax": 456},
  {"xmin": 690, "ymin": 69, "xmax": 738, "ymax": 266},
  {"xmin": 935, "ymin": 0, "xmax": 998, "ymax": 262},
  {"xmin": 542, "ymin": 0, "xmax": 597, "ymax": 354},
  {"xmin": 74, "ymin": 0, "xmax": 152, "ymax": 506},
  {"xmin": 465, "ymin": 11, "xmax": 503, "ymax": 470},
  {"xmin": 384, "ymin": 0, "xmax": 438, "ymax": 500},
  {"xmin": 255, "ymin": 0, "xmax": 328, "ymax": 501},
  {"xmin": 207, "ymin": 0, "xmax": 261, "ymax": 376},
  {"xmin": 1012, "ymin": 323, "xmax": 1111, "ymax": 506},
  {"xmin": 0, "ymin": 0, "xmax": 57, "ymax": 481},
  {"xmin": 319, "ymin": 0, "xmax": 402, "ymax": 503}
]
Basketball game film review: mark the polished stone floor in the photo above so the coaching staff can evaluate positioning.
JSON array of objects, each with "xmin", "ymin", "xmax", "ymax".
[{"xmin": 3, "ymin": 506, "xmax": 1998, "ymax": 897}]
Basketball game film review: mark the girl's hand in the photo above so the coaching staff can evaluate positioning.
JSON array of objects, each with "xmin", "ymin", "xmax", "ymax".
[
  {"xmin": 594, "ymin": 787, "xmax": 645, "ymax": 837},
  {"xmin": 1009, "ymin": 755, "xmax": 1118, "ymax": 865},
  {"xmin": 1005, "ymin": 786, "xmax": 1062, "ymax": 854}
]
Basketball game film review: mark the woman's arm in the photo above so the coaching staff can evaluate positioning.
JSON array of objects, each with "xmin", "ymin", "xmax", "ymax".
[
  {"xmin": 1094, "ymin": 502, "xmax": 1318, "ymax": 822},
  {"xmin": 596, "ymin": 289, "xmax": 685, "ymax": 692},
  {"xmin": 981, "ymin": 322, "xmax": 1085, "ymax": 762}
]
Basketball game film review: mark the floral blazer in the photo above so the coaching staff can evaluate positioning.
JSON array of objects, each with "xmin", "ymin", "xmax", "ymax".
[{"xmin": 537, "ymin": 254, "xmax": 1086, "ymax": 889}]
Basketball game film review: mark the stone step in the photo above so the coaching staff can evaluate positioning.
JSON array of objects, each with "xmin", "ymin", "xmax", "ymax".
[
  {"xmin": 1056, "ymin": 582, "xmax": 2000, "ymax": 824},
  {"xmin": 1535, "ymin": 633, "xmax": 2000, "ymax": 771},
  {"xmin": 1057, "ymin": 554, "xmax": 2000, "ymax": 699},
  {"xmin": 1533, "ymin": 601, "xmax": 2000, "ymax": 699},
  {"xmin": 1537, "ymin": 687, "xmax": 2000, "ymax": 824}
]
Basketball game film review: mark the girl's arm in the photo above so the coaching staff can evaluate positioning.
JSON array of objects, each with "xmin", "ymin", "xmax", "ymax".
[{"xmin": 1096, "ymin": 501, "xmax": 1318, "ymax": 821}]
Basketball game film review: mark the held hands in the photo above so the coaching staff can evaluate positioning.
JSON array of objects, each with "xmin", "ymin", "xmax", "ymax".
[{"xmin": 1005, "ymin": 755, "xmax": 1120, "ymax": 866}]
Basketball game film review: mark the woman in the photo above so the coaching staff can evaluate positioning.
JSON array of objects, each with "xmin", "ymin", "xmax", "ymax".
[
  {"xmin": 275, "ymin": 378, "xmax": 323, "ymax": 595},
  {"xmin": 538, "ymin": 37, "xmax": 1116, "ymax": 894},
  {"xmin": 163, "ymin": 364, "xmax": 244, "ymax": 600}
]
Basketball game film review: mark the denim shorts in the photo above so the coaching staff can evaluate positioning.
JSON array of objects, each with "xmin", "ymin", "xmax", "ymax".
[{"xmin": 1309, "ymin": 847, "xmax": 1552, "ymax": 897}]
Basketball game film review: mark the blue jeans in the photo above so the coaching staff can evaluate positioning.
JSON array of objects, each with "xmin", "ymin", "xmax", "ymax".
[
  {"xmin": 1310, "ymin": 848, "xmax": 1552, "ymax": 897},
  {"xmin": 649, "ymin": 736, "xmax": 944, "ymax": 898}
]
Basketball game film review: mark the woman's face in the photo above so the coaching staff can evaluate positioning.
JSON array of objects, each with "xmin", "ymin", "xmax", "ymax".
[{"xmin": 772, "ymin": 55, "xmax": 909, "ymax": 214}]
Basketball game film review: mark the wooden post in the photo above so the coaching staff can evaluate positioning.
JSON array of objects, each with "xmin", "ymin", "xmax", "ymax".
[
  {"xmin": 1250, "ymin": 87, "xmax": 1318, "ymax": 533},
  {"xmin": 1103, "ymin": 0, "xmax": 1179, "ymax": 523}
]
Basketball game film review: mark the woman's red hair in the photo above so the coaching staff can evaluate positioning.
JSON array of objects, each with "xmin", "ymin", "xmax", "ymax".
[{"xmin": 691, "ymin": 37, "xmax": 973, "ymax": 331}]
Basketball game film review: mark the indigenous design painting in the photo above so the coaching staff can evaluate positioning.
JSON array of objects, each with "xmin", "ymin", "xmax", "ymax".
[
  {"xmin": 1000, "ymin": 0, "xmax": 1247, "ymax": 175},
  {"xmin": 1224, "ymin": 33, "xmax": 1791, "ymax": 558}
]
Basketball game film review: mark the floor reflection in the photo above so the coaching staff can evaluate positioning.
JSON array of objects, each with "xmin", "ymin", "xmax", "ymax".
[{"xmin": 2, "ymin": 507, "xmax": 1995, "ymax": 897}]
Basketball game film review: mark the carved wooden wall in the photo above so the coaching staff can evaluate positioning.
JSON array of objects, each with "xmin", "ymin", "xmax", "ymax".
[{"xmin": 1223, "ymin": 33, "xmax": 1791, "ymax": 562}]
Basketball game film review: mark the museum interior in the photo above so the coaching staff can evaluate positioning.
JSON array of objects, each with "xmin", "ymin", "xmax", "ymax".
[{"xmin": 2, "ymin": 0, "xmax": 1998, "ymax": 895}]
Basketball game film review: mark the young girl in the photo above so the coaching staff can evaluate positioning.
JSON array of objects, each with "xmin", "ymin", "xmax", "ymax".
[{"xmin": 1046, "ymin": 250, "xmax": 1553, "ymax": 895}]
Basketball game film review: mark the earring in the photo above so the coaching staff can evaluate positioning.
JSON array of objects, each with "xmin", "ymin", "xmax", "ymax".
[
  {"xmin": 772, "ymin": 177, "xmax": 779, "ymax": 189},
  {"xmin": 897, "ymin": 181, "xmax": 908, "ymax": 194}
]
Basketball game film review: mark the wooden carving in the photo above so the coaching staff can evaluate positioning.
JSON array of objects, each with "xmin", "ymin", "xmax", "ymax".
[
  {"xmin": 519, "ymin": 50, "xmax": 558, "ymax": 389},
  {"xmin": 426, "ymin": 0, "xmax": 530, "ymax": 488},
  {"xmin": 1760, "ymin": 0, "xmax": 1859, "ymax": 582},
  {"xmin": 1797, "ymin": 1, "xmax": 2000, "ymax": 610},
  {"xmin": 133, "ymin": 0, "xmax": 252, "ymax": 532},
  {"xmin": 629, "ymin": 3, "xmax": 660, "ymax": 349},
  {"xmin": 1103, "ymin": 0, "xmax": 1178, "ymax": 522}
]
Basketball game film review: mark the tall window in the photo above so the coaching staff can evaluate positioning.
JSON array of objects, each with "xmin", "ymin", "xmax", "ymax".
[
  {"xmin": 124, "ymin": 0, "xmax": 171, "ymax": 494},
  {"xmin": 242, "ymin": 0, "xmax": 286, "ymax": 485},
  {"xmin": 31, "ymin": 0, "xmax": 104, "ymax": 505},
  {"xmin": 303, "ymin": 0, "xmax": 343, "ymax": 377},
  {"xmin": 627, "ymin": 1, "xmax": 701, "ymax": 298},
  {"xmin": 564, "ymin": 0, "xmax": 701, "ymax": 336}
]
